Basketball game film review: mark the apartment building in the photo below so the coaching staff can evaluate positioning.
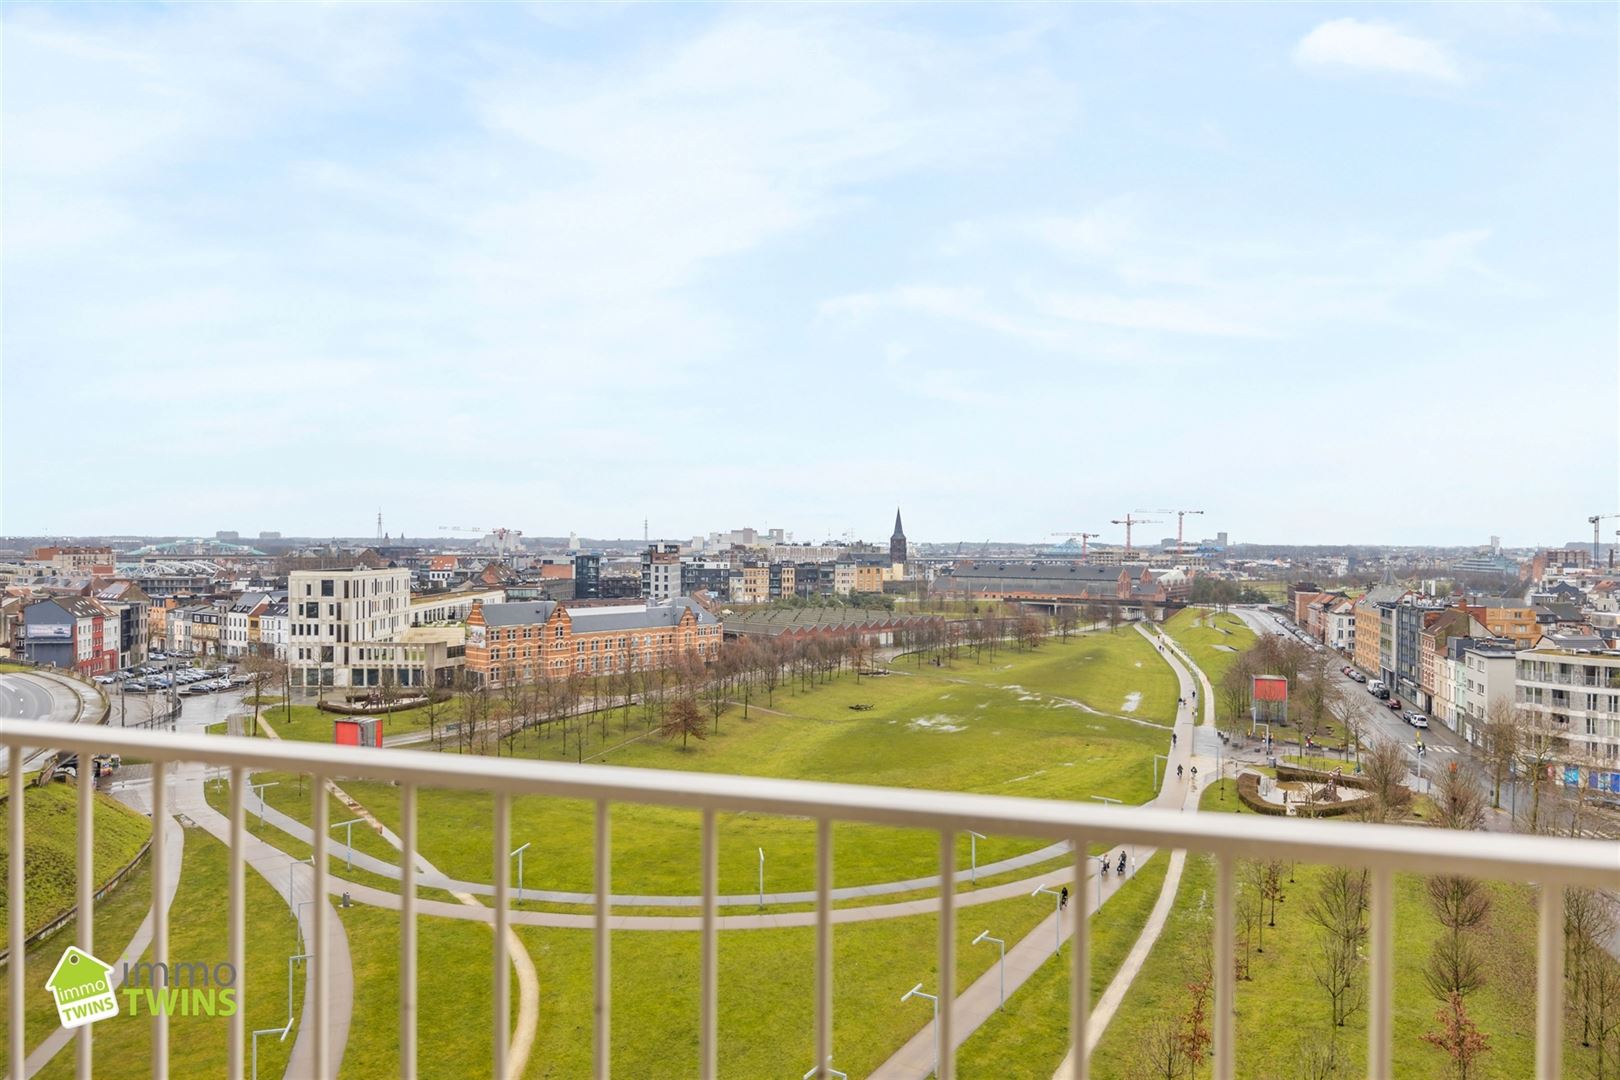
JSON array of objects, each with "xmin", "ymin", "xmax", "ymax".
[
  {"xmin": 1467, "ymin": 596, "xmax": 1540, "ymax": 648},
  {"xmin": 258, "ymin": 599, "xmax": 289, "ymax": 660},
  {"xmin": 464, "ymin": 598, "xmax": 722, "ymax": 688},
  {"xmin": 21, "ymin": 596, "xmax": 118, "ymax": 675},
  {"xmin": 1417, "ymin": 607, "xmax": 1485, "ymax": 712},
  {"xmin": 768, "ymin": 562, "xmax": 796, "ymax": 600},
  {"xmin": 95, "ymin": 581, "xmax": 151, "ymax": 669},
  {"xmin": 1515, "ymin": 632, "xmax": 1620, "ymax": 766},
  {"xmin": 732, "ymin": 562, "xmax": 770, "ymax": 605},
  {"xmin": 28, "ymin": 546, "xmax": 115, "ymax": 577},
  {"xmin": 1455, "ymin": 640, "xmax": 1517, "ymax": 745},
  {"xmin": 223, "ymin": 592, "xmax": 272, "ymax": 658},
  {"xmin": 642, "ymin": 543, "xmax": 681, "ymax": 603},
  {"xmin": 287, "ymin": 566, "xmax": 412, "ymax": 690}
]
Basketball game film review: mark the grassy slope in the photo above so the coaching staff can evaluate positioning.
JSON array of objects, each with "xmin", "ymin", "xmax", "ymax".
[
  {"xmin": 1090, "ymin": 779, "xmax": 1553, "ymax": 1078},
  {"xmin": 40, "ymin": 828, "xmax": 303, "ymax": 1079},
  {"xmin": 249, "ymin": 630, "xmax": 1178, "ymax": 896},
  {"xmin": 334, "ymin": 886, "xmax": 1071, "ymax": 1079},
  {"xmin": 0, "ymin": 782, "xmax": 152, "ymax": 941},
  {"xmin": 0, "ymin": 855, "xmax": 154, "ymax": 1066},
  {"xmin": 955, "ymin": 852, "xmax": 1172, "ymax": 1078},
  {"xmin": 1160, "ymin": 608, "xmax": 1257, "ymax": 688}
]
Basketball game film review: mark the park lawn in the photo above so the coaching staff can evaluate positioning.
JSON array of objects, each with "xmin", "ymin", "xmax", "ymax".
[
  {"xmin": 1160, "ymin": 608, "xmax": 1256, "ymax": 688},
  {"xmin": 335, "ymin": 888, "xmax": 1057, "ymax": 1079},
  {"xmin": 32, "ymin": 827, "xmax": 303, "ymax": 1080},
  {"xmin": 955, "ymin": 852, "xmax": 1171, "ymax": 1078},
  {"xmin": 253, "ymin": 699, "xmax": 448, "ymax": 742},
  {"xmin": 922, "ymin": 630, "xmax": 1178, "ymax": 724},
  {"xmin": 0, "ymin": 780, "xmax": 152, "ymax": 941},
  {"xmin": 0, "ymin": 853, "xmax": 155, "ymax": 1068},
  {"xmin": 243, "ymin": 637, "xmax": 1171, "ymax": 896},
  {"xmin": 1090, "ymin": 782, "xmax": 1557, "ymax": 1078}
]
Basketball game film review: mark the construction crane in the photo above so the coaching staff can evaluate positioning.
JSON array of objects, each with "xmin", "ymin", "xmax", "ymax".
[
  {"xmin": 1111, "ymin": 514, "xmax": 1161, "ymax": 555},
  {"xmin": 1137, "ymin": 508, "xmax": 1206, "ymax": 557},
  {"xmin": 1051, "ymin": 531, "xmax": 1101, "ymax": 560},
  {"xmin": 1589, "ymin": 513, "xmax": 1620, "ymax": 562}
]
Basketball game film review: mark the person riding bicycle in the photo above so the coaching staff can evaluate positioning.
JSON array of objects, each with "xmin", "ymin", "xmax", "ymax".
[
  {"xmin": 1177, "ymin": 763, "xmax": 1184, "ymax": 780},
  {"xmin": 1100, "ymin": 855, "xmax": 1110, "ymax": 877}
]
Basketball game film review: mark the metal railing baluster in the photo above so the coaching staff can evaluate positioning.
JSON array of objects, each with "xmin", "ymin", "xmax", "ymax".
[
  {"xmin": 152, "ymin": 760, "xmax": 169, "ymax": 1080},
  {"xmin": 1214, "ymin": 853, "xmax": 1234, "ymax": 1080},
  {"xmin": 1536, "ymin": 883, "xmax": 1565, "ymax": 1080},
  {"xmin": 1069, "ymin": 836, "xmax": 1089, "ymax": 1080},
  {"xmin": 594, "ymin": 799, "xmax": 611, "ymax": 1080},
  {"xmin": 700, "ymin": 808, "xmax": 718, "ymax": 1080},
  {"xmin": 76, "ymin": 753, "xmax": 95, "ymax": 1080},
  {"xmin": 9, "ymin": 747, "xmax": 25, "ymax": 1080},
  {"xmin": 312, "ymin": 774, "xmax": 329, "ymax": 1079},
  {"xmin": 400, "ymin": 783, "xmax": 417, "ymax": 1080},
  {"xmin": 228, "ymin": 766, "xmax": 245, "ymax": 1080},
  {"xmin": 815, "ymin": 818, "xmax": 832, "ymax": 1079},
  {"xmin": 1368, "ymin": 867, "xmax": 1393, "ymax": 1080},
  {"xmin": 493, "ymin": 793, "xmax": 510, "ymax": 1079},
  {"xmin": 938, "ymin": 829, "xmax": 955, "ymax": 1080}
]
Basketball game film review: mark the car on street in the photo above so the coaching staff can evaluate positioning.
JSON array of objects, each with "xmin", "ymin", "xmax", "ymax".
[
  {"xmin": 1387, "ymin": 698, "xmax": 1403, "ymax": 712},
  {"xmin": 1410, "ymin": 714, "xmax": 1429, "ymax": 728}
]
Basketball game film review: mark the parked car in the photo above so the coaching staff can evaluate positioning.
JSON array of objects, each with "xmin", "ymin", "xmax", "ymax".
[
  {"xmin": 93, "ymin": 675, "xmax": 115, "ymax": 684},
  {"xmin": 1387, "ymin": 698, "xmax": 1403, "ymax": 712}
]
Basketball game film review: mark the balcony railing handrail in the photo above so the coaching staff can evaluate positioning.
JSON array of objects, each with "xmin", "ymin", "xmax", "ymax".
[{"xmin": 4, "ymin": 719, "xmax": 1614, "ymax": 888}]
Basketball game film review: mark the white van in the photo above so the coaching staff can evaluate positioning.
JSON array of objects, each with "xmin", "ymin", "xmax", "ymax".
[{"xmin": 1367, "ymin": 679, "xmax": 1385, "ymax": 695}]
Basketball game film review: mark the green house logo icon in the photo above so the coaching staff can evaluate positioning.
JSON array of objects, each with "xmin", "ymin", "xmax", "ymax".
[{"xmin": 46, "ymin": 946, "xmax": 119, "ymax": 1029}]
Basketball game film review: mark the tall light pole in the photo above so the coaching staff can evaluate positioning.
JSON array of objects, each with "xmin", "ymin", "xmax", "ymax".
[
  {"xmin": 758, "ymin": 847, "xmax": 765, "ymax": 909},
  {"xmin": 1032, "ymin": 884, "xmax": 1063, "ymax": 955},
  {"xmin": 900, "ymin": 983, "xmax": 940, "ymax": 1077},
  {"xmin": 1152, "ymin": 754, "xmax": 1168, "ymax": 790},
  {"xmin": 972, "ymin": 930, "xmax": 1007, "ymax": 1009},
  {"xmin": 1090, "ymin": 796, "xmax": 1128, "ymax": 868},
  {"xmin": 330, "ymin": 818, "xmax": 363, "ymax": 871},
  {"xmin": 249, "ymin": 780, "xmax": 279, "ymax": 826},
  {"xmin": 967, "ymin": 830, "xmax": 986, "ymax": 884},
  {"xmin": 510, "ymin": 842, "xmax": 531, "ymax": 903}
]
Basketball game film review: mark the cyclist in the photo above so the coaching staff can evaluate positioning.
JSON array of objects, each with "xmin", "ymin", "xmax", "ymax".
[{"xmin": 1177, "ymin": 764, "xmax": 1184, "ymax": 780}]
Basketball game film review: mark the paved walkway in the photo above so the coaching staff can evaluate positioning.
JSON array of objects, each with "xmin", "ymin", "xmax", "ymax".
[
  {"xmin": 21, "ymin": 815, "xmax": 186, "ymax": 1078},
  {"xmin": 870, "ymin": 622, "xmax": 1211, "ymax": 1080}
]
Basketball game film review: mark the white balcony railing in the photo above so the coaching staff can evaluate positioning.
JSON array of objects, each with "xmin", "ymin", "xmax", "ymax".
[{"xmin": 5, "ymin": 717, "xmax": 1618, "ymax": 1080}]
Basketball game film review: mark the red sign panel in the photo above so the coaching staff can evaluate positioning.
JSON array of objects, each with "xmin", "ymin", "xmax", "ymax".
[{"xmin": 1252, "ymin": 675, "xmax": 1289, "ymax": 702}]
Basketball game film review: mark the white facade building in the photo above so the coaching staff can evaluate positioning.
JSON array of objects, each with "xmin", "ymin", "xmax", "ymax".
[
  {"xmin": 1455, "ymin": 641, "xmax": 1516, "ymax": 745},
  {"xmin": 288, "ymin": 567, "xmax": 412, "ymax": 691},
  {"xmin": 1515, "ymin": 635, "xmax": 1620, "ymax": 767}
]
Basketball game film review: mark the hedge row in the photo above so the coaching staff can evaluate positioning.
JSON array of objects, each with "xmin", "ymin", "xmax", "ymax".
[{"xmin": 1236, "ymin": 772, "xmax": 1288, "ymax": 816}]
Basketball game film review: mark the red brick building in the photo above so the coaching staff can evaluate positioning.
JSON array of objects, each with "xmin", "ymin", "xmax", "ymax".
[{"xmin": 465, "ymin": 598, "xmax": 722, "ymax": 687}]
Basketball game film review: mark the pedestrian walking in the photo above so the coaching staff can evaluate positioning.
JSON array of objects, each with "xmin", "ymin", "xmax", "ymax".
[
  {"xmin": 1060, "ymin": 885, "xmax": 1069, "ymax": 910},
  {"xmin": 1172, "ymin": 732, "xmax": 1177, "ymax": 747}
]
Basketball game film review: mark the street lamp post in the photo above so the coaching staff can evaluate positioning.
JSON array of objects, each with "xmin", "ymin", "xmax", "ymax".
[
  {"xmin": 972, "ymin": 930, "xmax": 1007, "ymax": 1009},
  {"xmin": 510, "ymin": 842, "xmax": 531, "ymax": 904},
  {"xmin": 1032, "ymin": 884, "xmax": 1063, "ymax": 955},
  {"xmin": 900, "ymin": 983, "xmax": 941, "ymax": 1077},
  {"xmin": 758, "ymin": 847, "xmax": 765, "ymax": 909},
  {"xmin": 802, "ymin": 1058, "xmax": 849, "ymax": 1080},
  {"xmin": 967, "ymin": 830, "xmax": 986, "ymax": 884},
  {"xmin": 1090, "ymin": 795, "xmax": 1128, "ymax": 870},
  {"xmin": 330, "ymin": 817, "xmax": 363, "ymax": 871},
  {"xmin": 1152, "ymin": 754, "xmax": 1169, "ymax": 790},
  {"xmin": 249, "ymin": 781, "xmax": 279, "ymax": 826}
]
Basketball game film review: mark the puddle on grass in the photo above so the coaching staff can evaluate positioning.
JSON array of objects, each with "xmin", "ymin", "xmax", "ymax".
[{"xmin": 909, "ymin": 715, "xmax": 966, "ymax": 733}]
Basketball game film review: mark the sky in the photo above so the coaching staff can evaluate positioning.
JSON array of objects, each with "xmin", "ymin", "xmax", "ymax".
[{"xmin": 2, "ymin": 2, "xmax": 1615, "ymax": 547}]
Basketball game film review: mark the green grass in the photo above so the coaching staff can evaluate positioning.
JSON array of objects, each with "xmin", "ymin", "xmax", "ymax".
[
  {"xmin": 0, "ymin": 851, "xmax": 155, "ymax": 1067},
  {"xmin": 1090, "ymin": 782, "xmax": 1566, "ymax": 1078},
  {"xmin": 1161, "ymin": 608, "xmax": 1257, "ymax": 688},
  {"xmin": 252, "ymin": 698, "xmax": 448, "ymax": 742},
  {"xmin": 247, "ymin": 632, "xmax": 1176, "ymax": 896},
  {"xmin": 955, "ymin": 852, "xmax": 1172, "ymax": 1078},
  {"xmin": 0, "ymin": 781, "xmax": 152, "ymax": 941},
  {"xmin": 21, "ymin": 828, "xmax": 303, "ymax": 1079},
  {"xmin": 333, "ymin": 887, "xmax": 1060, "ymax": 1078}
]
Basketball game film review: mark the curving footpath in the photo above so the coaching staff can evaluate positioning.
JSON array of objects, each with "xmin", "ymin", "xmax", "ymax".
[{"xmin": 21, "ymin": 816, "xmax": 186, "ymax": 1078}]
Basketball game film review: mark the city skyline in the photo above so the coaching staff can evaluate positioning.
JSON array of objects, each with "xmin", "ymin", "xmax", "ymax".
[{"xmin": 3, "ymin": 3, "xmax": 1616, "ymax": 542}]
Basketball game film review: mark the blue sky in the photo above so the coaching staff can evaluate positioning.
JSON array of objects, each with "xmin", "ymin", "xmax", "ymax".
[{"xmin": 3, "ymin": 3, "xmax": 1614, "ymax": 546}]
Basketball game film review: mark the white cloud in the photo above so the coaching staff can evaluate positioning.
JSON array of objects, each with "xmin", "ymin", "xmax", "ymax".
[{"xmin": 1293, "ymin": 18, "xmax": 1462, "ymax": 83}]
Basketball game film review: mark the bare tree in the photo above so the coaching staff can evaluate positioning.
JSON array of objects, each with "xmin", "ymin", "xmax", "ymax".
[
  {"xmin": 1056, "ymin": 607, "xmax": 1078, "ymax": 641},
  {"xmin": 1478, "ymin": 698, "xmax": 1522, "ymax": 810},
  {"xmin": 1305, "ymin": 866, "xmax": 1369, "ymax": 1028},
  {"xmin": 1432, "ymin": 763, "xmax": 1486, "ymax": 831},
  {"xmin": 659, "ymin": 695, "xmax": 707, "ymax": 751},
  {"xmin": 1359, "ymin": 738, "xmax": 1413, "ymax": 823},
  {"xmin": 1132, "ymin": 1013, "xmax": 1192, "ymax": 1080}
]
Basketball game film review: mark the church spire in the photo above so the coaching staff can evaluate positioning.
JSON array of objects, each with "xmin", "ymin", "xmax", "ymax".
[
  {"xmin": 890, "ymin": 508, "xmax": 907, "ymax": 567},
  {"xmin": 891, "ymin": 507, "xmax": 904, "ymax": 540}
]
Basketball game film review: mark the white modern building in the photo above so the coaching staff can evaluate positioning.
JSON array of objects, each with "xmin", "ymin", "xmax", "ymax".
[
  {"xmin": 1515, "ymin": 633, "xmax": 1620, "ymax": 766},
  {"xmin": 1455, "ymin": 640, "xmax": 1517, "ymax": 745},
  {"xmin": 257, "ymin": 600, "xmax": 289, "ymax": 660},
  {"xmin": 288, "ymin": 566, "xmax": 412, "ymax": 691}
]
